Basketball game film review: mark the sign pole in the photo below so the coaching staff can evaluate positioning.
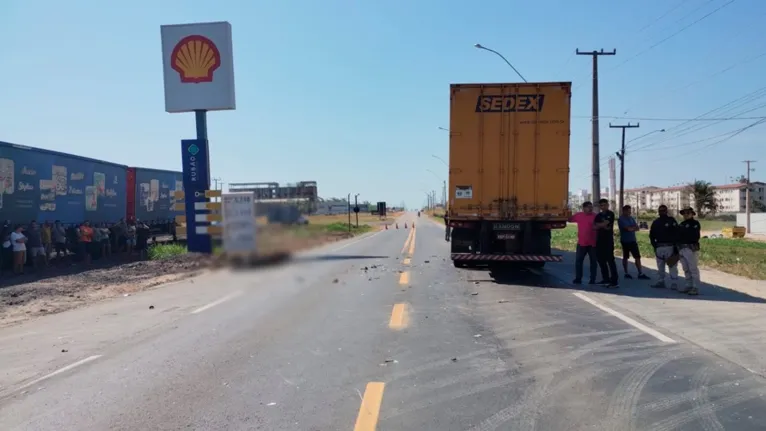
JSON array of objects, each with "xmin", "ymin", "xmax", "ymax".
[
  {"xmin": 162, "ymin": 21, "xmax": 235, "ymax": 254},
  {"xmin": 195, "ymin": 110, "xmax": 208, "ymax": 140}
]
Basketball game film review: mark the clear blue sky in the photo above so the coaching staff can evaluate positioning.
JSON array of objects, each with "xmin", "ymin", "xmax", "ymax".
[{"xmin": 2, "ymin": 0, "xmax": 765, "ymax": 209}]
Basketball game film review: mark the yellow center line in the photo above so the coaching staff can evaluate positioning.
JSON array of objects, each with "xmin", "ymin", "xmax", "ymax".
[
  {"xmin": 407, "ymin": 226, "xmax": 416, "ymax": 256},
  {"xmin": 398, "ymin": 271, "xmax": 410, "ymax": 285},
  {"xmin": 353, "ymin": 381, "xmax": 385, "ymax": 431},
  {"xmin": 389, "ymin": 303, "xmax": 408, "ymax": 329},
  {"xmin": 400, "ymin": 227, "xmax": 414, "ymax": 254}
]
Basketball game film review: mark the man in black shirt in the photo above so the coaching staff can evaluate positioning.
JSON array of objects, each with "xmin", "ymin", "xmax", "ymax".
[
  {"xmin": 677, "ymin": 207, "xmax": 701, "ymax": 295},
  {"xmin": 593, "ymin": 198, "xmax": 619, "ymax": 287},
  {"xmin": 649, "ymin": 205, "xmax": 680, "ymax": 289}
]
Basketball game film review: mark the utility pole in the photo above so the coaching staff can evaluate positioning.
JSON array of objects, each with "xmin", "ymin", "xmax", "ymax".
[
  {"xmin": 743, "ymin": 160, "xmax": 756, "ymax": 234},
  {"xmin": 577, "ymin": 48, "xmax": 616, "ymax": 202},
  {"xmin": 442, "ymin": 180, "xmax": 446, "ymax": 208},
  {"xmin": 610, "ymin": 122, "xmax": 640, "ymax": 210},
  {"xmin": 347, "ymin": 192, "xmax": 351, "ymax": 233}
]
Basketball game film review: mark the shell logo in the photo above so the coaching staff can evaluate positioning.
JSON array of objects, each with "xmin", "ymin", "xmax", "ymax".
[{"xmin": 170, "ymin": 35, "xmax": 221, "ymax": 84}]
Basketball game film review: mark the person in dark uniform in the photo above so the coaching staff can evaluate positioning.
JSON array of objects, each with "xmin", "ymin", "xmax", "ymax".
[
  {"xmin": 593, "ymin": 198, "xmax": 619, "ymax": 288},
  {"xmin": 649, "ymin": 205, "xmax": 680, "ymax": 289},
  {"xmin": 677, "ymin": 207, "xmax": 701, "ymax": 295}
]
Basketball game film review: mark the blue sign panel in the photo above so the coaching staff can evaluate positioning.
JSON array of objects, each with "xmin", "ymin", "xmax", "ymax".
[{"xmin": 181, "ymin": 139, "xmax": 212, "ymax": 254}]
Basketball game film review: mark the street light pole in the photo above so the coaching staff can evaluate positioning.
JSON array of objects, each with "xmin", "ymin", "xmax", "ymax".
[{"xmin": 474, "ymin": 44, "xmax": 527, "ymax": 82}]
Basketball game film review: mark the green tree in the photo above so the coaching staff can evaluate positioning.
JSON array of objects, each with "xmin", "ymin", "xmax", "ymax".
[
  {"xmin": 685, "ymin": 180, "xmax": 717, "ymax": 217},
  {"xmin": 752, "ymin": 198, "xmax": 766, "ymax": 213}
]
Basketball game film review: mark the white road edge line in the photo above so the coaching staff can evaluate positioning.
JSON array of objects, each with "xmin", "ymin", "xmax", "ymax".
[
  {"xmin": 18, "ymin": 355, "xmax": 103, "ymax": 391},
  {"xmin": 191, "ymin": 291, "xmax": 243, "ymax": 314},
  {"xmin": 572, "ymin": 292, "xmax": 676, "ymax": 344}
]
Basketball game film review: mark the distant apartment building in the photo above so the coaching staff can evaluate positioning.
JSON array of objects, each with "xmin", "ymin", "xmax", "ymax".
[
  {"xmin": 623, "ymin": 182, "xmax": 766, "ymax": 214},
  {"xmin": 568, "ymin": 189, "xmax": 590, "ymax": 208}
]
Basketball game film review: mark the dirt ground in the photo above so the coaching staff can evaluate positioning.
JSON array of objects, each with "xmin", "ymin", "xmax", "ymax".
[{"xmin": 0, "ymin": 225, "xmax": 364, "ymax": 327}]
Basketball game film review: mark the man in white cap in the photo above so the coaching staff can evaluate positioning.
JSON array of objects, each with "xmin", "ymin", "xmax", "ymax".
[{"xmin": 677, "ymin": 207, "xmax": 701, "ymax": 295}]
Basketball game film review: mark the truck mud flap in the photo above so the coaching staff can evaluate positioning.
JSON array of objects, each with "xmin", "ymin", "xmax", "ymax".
[{"xmin": 451, "ymin": 253, "xmax": 562, "ymax": 262}]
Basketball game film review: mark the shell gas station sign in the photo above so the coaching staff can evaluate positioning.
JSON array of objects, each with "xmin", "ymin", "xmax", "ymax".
[
  {"xmin": 160, "ymin": 22, "xmax": 236, "ymax": 113},
  {"xmin": 160, "ymin": 21, "xmax": 236, "ymax": 254}
]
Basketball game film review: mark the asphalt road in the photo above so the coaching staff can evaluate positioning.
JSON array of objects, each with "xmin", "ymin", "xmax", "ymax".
[{"xmin": 1, "ymin": 212, "xmax": 766, "ymax": 430}]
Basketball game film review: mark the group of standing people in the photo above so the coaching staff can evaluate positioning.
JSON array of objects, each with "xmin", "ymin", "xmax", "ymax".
[
  {"xmin": 1, "ymin": 218, "xmax": 143, "ymax": 276},
  {"xmin": 569, "ymin": 199, "xmax": 702, "ymax": 295}
]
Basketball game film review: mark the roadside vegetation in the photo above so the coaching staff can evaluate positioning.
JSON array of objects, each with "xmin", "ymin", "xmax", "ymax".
[
  {"xmin": 148, "ymin": 243, "xmax": 188, "ymax": 260},
  {"xmin": 426, "ymin": 209, "xmax": 446, "ymax": 222},
  {"xmin": 551, "ymin": 226, "xmax": 766, "ymax": 280}
]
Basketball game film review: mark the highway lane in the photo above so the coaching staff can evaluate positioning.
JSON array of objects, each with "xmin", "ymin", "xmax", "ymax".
[{"xmin": 0, "ymin": 212, "xmax": 765, "ymax": 430}]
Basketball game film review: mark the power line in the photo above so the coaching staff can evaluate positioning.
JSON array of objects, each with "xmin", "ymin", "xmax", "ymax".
[
  {"xmin": 624, "ymin": 86, "xmax": 766, "ymax": 152},
  {"xmin": 580, "ymin": 116, "xmax": 766, "ymax": 181},
  {"xmin": 633, "ymin": 0, "xmax": 694, "ymax": 34},
  {"xmin": 569, "ymin": 1, "xmax": 694, "ymax": 92},
  {"xmin": 643, "ymin": 118, "xmax": 766, "ymax": 162},
  {"xmin": 572, "ymin": 115, "xmax": 766, "ymax": 122},
  {"xmin": 609, "ymin": 0, "xmax": 736, "ymax": 71},
  {"xmin": 620, "ymin": 49, "xmax": 766, "ymax": 115}
]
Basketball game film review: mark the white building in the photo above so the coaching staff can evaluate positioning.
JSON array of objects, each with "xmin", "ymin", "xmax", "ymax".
[
  {"xmin": 569, "ymin": 189, "xmax": 590, "ymax": 208},
  {"xmin": 623, "ymin": 182, "xmax": 766, "ymax": 214},
  {"xmin": 715, "ymin": 182, "xmax": 766, "ymax": 213}
]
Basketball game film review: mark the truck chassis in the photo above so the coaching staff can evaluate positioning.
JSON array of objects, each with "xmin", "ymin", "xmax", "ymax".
[{"xmin": 448, "ymin": 219, "xmax": 565, "ymax": 268}]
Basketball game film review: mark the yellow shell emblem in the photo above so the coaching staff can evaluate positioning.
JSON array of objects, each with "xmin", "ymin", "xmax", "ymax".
[{"xmin": 171, "ymin": 35, "xmax": 221, "ymax": 84}]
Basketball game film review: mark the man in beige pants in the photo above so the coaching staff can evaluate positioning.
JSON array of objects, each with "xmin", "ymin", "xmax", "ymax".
[
  {"xmin": 677, "ymin": 207, "xmax": 701, "ymax": 295},
  {"xmin": 649, "ymin": 205, "xmax": 680, "ymax": 289}
]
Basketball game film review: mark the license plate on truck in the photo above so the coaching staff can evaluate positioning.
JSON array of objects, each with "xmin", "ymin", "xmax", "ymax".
[
  {"xmin": 496, "ymin": 233, "xmax": 516, "ymax": 240},
  {"xmin": 493, "ymin": 223, "xmax": 521, "ymax": 230}
]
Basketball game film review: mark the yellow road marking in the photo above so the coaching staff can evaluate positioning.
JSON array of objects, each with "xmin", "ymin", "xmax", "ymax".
[
  {"xmin": 389, "ymin": 303, "xmax": 408, "ymax": 329},
  {"xmin": 353, "ymin": 381, "xmax": 385, "ymax": 431},
  {"xmin": 400, "ymin": 227, "xmax": 414, "ymax": 254},
  {"xmin": 399, "ymin": 271, "xmax": 410, "ymax": 285},
  {"xmin": 403, "ymin": 257, "xmax": 411, "ymax": 265},
  {"xmin": 407, "ymin": 226, "xmax": 416, "ymax": 256}
]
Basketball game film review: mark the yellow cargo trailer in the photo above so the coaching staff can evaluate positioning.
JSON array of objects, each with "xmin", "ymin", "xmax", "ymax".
[{"xmin": 446, "ymin": 82, "xmax": 572, "ymax": 268}]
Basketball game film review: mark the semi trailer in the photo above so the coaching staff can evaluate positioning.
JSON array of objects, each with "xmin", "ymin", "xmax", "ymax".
[{"xmin": 446, "ymin": 82, "xmax": 572, "ymax": 268}]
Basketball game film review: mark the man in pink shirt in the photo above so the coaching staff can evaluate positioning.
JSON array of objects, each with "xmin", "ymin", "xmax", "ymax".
[{"xmin": 569, "ymin": 201, "xmax": 598, "ymax": 285}]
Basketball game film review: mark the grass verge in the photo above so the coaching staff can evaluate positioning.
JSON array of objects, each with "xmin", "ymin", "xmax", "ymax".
[
  {"xmin": 148, "ymin": 243, "xmax": 187, "ymax": 260},
  {"xmin": 551, "ymin": 226, "xmax": 766, "ymax": 280}
]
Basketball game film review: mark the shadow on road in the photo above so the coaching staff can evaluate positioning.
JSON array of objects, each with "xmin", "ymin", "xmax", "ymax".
[
  {"xmin": 0, "ymin": 254, "xmax": 145, "ymax": 289},
  {"xmin": 540, "ymin": 249, "xmax": 766, "ymax": 305},
  {"xmin": 294, "ymin": 254, "xmax": 390, "ymax": 262}
]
